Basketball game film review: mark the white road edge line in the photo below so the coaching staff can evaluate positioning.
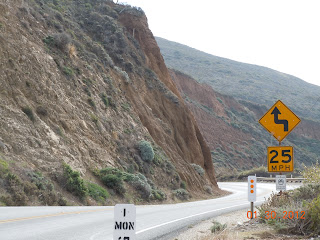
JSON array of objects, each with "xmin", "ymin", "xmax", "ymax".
[
  {"xmin": 90, "ymin": 230, "xmax": 105, "ymax": 240},
  {"xmin": 136, "ymin": 201, "xmax": 264, "ymax": 234}
]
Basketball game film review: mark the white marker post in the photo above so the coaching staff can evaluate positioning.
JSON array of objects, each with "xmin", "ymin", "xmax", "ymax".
[
  {"xmin": 114, "ymin": 204, "xmax": 136, "ymax": 240},
  {"xmin": 248, "ymin": 176, "xmax": 256, "ymax": 219}
]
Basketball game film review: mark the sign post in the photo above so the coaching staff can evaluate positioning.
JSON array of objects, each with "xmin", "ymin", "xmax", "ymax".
[
  {"xmin": 248, "ymin": 176, "xmax": 256, "ymax": 219},
  {"xmin": 114, "ymin": 204, "xmax": 136, "ymax": 240}
]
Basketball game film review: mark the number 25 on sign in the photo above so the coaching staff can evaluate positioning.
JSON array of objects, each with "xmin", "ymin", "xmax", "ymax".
[{"xmin": 267, "ymin": 146, "xmax": 293, "ymax": 172}]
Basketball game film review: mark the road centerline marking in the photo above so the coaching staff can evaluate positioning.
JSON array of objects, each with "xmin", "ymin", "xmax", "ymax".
[{"xmin": 0, "ymin": 208, "xmax": 111, "ymax": 225}]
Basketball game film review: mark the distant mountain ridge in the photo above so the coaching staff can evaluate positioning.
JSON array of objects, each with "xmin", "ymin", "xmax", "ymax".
[{"xmin": 156, "ymin": 37, "xmax": 320, "ymax": 121}]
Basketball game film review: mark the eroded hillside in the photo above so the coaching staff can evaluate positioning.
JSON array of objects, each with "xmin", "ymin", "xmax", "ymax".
[{"xmin": 0, "ymin": 0, "xmax": 218, "ymax": 206}]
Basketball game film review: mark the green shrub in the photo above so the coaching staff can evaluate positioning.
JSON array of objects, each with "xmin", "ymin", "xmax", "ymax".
[
  {"xmin": 28, "ymin": 171, "xmax": 53, "ymax": 191},
  {"xmin": 84, "ymin": 3, "xmax": 92, "ymax": 9},
  {"xmin": 53, "ymin": 32, "xmax": 71, "ymax": 51},
  {"xmin": 257, "ymin": 187, "xmax": 320, "ymax": 236},
  {"xmin": 122, "ymin": 172, "xmax": 135, "ymax": 182},
  {"xmin": 211, "ymin": 221, "xmax": 227, "ymax": 233},
  {"xmin": 87, "ymin": 98, "xmax": 96, "ymax": 109},
  {"xmin": 302, "ymin": 162, "xmax": 320, "ymax": 184},
  {"xmin": 130, "ymin": 173, "xmax": 152, "ymax": 199},
  {"xmin": 101, "ymin": 174, "xmax": 125, "ymax": 195},
  {"xmin": 100, "ymin": 93, "xmax": 109, "ymax": 107},
  {"xmin": 191, "ymin": 163, "xmax": 205, "ymax": 176},
  {"xmin": 0, "ymin": 158, "xmax": 9, "ymax": 177},
  {"xmin": 138, "ymin": 141, "xmax": 154, "ymax": 162},
  {"xmin": 63, "ymin": 163, "xmax": 88, "ymax": 198},
  {"xmin": 292, "ymin": 184, "xmax": 320, "ymax": 201},
  {"xmin": 6, "ymin": 173, "xmax": 28, "ymax": 205},
  {"xmin": 86, "ymin": 181, "xmax": 109, "ymax": 202},
  {"xmin": 99, "ymin": 168, "xmax": 126, "ymax": 195},
  {"xmin": 180, "ymin": 181, "xmax": 187, "ymax": 190},
  {"xmin": 84, "ymin": 87, "xmax": 91, "ymax": 96},
  {"xmin": 22, "ymin": 107, "xmax": 35, "ymax": 121},
  {"xmin": 90, "ymin": 114, "xmax": 98, "ymax": 124},
  {"xmin": 216, "ymin": 97, "xmax": 223, "ymax": 104},
  {"xmin": 307, "ymin": 195, "xmax": 320, "ymax": 234},
  {"xmin": 204, "ymin": 185, "xmax": 213, "ymax": 195},
  {"xmin": 152, "ymin": 189, "xmax": 166, "ymax": 201},
  {"xmin": 121, "ymin": 103, "xmax": 130, "ymax": 111},
  {"xmin": 173, "ymin": 188, "xmax": 189, "ymax": 201},
  {"xmin": 62, "ymin": 66, "xmax": 74, "ymax": 76},
  {"xmin": 43, "ymin": 35, "xmax": 54, "ymax": 46}
]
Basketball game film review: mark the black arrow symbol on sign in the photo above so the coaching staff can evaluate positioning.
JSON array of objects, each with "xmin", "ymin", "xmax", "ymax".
[{"xmin": 271, "ymin": 107, "xmax": 288, "ymax": 131}]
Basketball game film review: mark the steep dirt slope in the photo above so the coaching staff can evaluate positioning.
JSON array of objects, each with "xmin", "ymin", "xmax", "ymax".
[
  {"xmin": 170, "ymin": 69, "xmax": 320, "ymax": 177},
  {"xmin": 170, "ymin": 70, "xmax": 251, "ymax": 149},
  {"xmin": 118, "ymin": 13, "xmax": 217, "ymax": 188},
  {"xmin": 0, "ymin": 0, "xmax": 218, "ymax": 206}
]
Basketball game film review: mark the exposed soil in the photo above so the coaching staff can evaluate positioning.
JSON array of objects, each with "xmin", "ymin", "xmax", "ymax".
[
  {"xmin": 172, "ymin": 209, "xmax": 310, "ymax": 240},
  {"xmin": 0, "ymin": 0, "xmax": 220, "ymax": 205}
]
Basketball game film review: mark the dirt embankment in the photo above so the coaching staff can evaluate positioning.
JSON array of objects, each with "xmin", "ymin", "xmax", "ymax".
[
  {"xmin": 119, "ymin": 13, "xmax": 218, "ymax": 191},
  {"xmin": 0, "ymin": 0, "xmax": 220, "ymax": 205},
  {"xmin": 170, "ymin": 69, "xmax": 251, "ymax": 152}
]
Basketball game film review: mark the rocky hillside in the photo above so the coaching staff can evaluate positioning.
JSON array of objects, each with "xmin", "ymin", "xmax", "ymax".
[
  {"xmin": 0, "ymin": 0, "xmax": 218, "ymax": 206},
  {"xmin": 170, "ymin": 69, "xmax": 320, "ymax": 179},
  {"xmin": 156, "ymin": 37, "xmax": 320, "ymax": 120}
]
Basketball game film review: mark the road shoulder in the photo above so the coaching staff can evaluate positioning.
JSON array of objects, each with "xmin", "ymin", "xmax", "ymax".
[{"xmin": 171, "ymin": 208, "xmax": 308, "ymax": 240}]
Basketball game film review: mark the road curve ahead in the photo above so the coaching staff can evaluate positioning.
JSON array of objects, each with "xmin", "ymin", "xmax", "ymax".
[{"xmin": 0, "ymin": 182, "xmax": 300, "ymax": 240}]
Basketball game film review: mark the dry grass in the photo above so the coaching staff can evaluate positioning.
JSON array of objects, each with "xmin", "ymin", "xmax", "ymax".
[
  {"xmin": 201, "ymin": 228, "xmax": 241, "ymax": 240},
  {"xmin": 68, "ymin": 44, "xmax": 77, "ymax": 58}
]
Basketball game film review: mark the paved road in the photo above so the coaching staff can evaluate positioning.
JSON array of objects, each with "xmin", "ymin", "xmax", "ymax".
[{"xmin": 0, "ymin": 182, "xmax": 300, "ymax": 240}]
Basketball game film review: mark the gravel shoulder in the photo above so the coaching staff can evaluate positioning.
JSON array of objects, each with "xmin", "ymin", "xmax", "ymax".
[{"xmin": 171, "ymin": 208, "xmax": 309, "ymax": 240}]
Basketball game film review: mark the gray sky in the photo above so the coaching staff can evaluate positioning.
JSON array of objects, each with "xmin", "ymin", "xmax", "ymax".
[{"xmin": 119, "ymin": 0, "xmax": 320, "ymax": 87}]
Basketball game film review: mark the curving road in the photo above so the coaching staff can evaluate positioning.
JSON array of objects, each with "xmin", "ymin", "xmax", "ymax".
[{"xmin": 0, "ymin": 182, "xmax": 300, "ymax": 240}]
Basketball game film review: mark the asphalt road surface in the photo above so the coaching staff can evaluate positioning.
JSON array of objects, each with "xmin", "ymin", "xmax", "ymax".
[{"xmin": 0, "ymin": 182, "xmax": 300, "ymax": 240}]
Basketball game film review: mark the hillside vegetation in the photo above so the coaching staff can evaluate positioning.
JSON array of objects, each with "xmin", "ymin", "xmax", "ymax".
[
  {"xmin": 170, "ymin": 69, "xmax": 320, "ymax": 179},
  {"xmin": 156, "ymin": 37, "xmax": 320, "ymax": 121},
  {"xmin": 0, "ymin": 0, "xmax": 218, "ymax": 205}
]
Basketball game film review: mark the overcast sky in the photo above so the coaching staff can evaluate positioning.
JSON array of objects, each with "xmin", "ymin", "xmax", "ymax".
[{"xmin": 119, "ymin": 0, "xmax": 320, "ymax": 87}]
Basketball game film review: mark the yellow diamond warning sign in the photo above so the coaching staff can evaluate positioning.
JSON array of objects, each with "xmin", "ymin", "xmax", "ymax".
[
  {"xmin": 268, "ymin": 146, "xmax": 293, "ymax": 172},
  {"xmin": 259, "ymin": 100, "xmax": 301, "ymax": 142}
]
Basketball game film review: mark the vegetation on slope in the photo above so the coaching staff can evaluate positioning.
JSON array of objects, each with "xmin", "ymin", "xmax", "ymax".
[
  {"xmin": 258, "ymin": 164, "xmax": 320, "ymax": 236},
  {"xmin": 156, "ymin": 37, "xmax": 320, "ymax": 120},
  {"xmin": 0, "ymin": 0, "xmax": 215, "ymax": 205}
]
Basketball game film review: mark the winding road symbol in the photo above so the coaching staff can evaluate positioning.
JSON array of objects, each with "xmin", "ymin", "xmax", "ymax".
[
  {"xmin": 271, "ymin": 107, "xmax": 288, "ymax": 132},
  {"xmin": 259, "ymin": 100, "xmax": 301, "ymax": 142}
]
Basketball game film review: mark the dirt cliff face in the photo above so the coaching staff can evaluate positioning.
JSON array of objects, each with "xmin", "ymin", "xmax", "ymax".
[
  {"xmin": 0, "ymin": 0, "xmax": 218, "ymax": 205},
  {"xmin": 118, "ymin": 12, "xmax": 217, "ymax": 189},
  {"xmin": 170, "ymin": 70, "xmax": 254, "ymax": 174},
  {"xmin": 170, "ymin": 70, "xmax": 251, "ymax": 148}
]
